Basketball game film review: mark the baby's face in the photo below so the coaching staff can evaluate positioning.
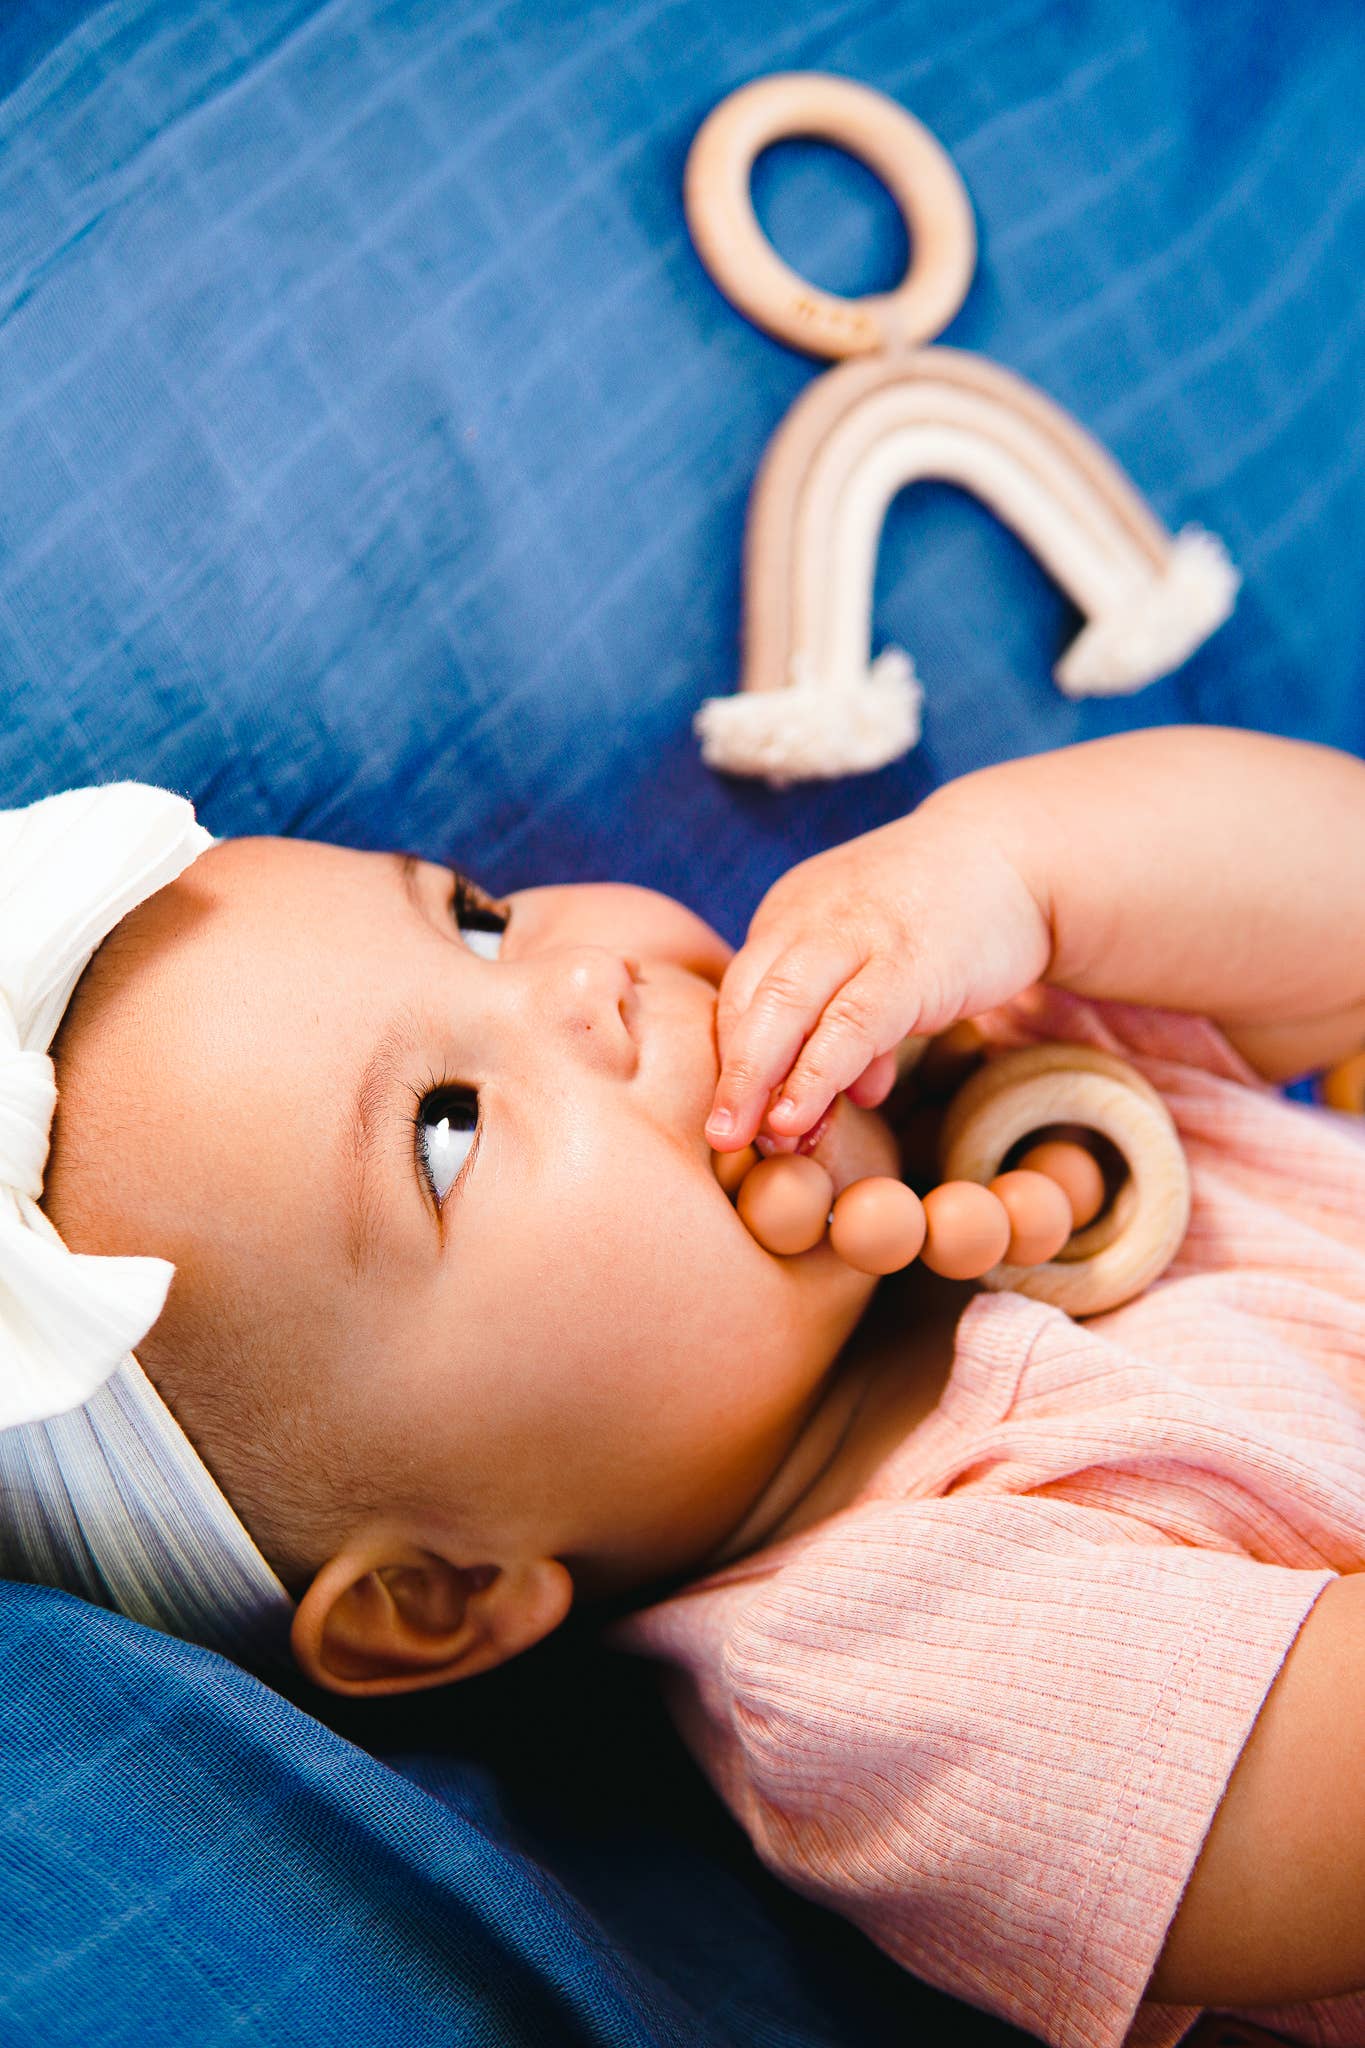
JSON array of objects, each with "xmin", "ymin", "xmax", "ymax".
[{"xmin": 52, "ymin": 837, "xmax": 899, "ymax": 1615}]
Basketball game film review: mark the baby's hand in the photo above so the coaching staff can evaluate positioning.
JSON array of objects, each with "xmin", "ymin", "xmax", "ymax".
[{"xmin": 705, "ymin": 795, "xmax": 1053, "ymax": 1150}]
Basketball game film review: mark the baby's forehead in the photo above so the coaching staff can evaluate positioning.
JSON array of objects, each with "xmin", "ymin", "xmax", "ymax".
[
  {"xmin": 68, "ymin": 837, "xmax": 417, "ymax": 1080},
  {"xmin": 156, "ymin": 836, "xmax": 418, "ymax": 947},
  {"xmin": 197, "ymin": 832, "xmax": 389, "ymax": 888},
  {"xmin": 54, "ymin": 839, "xmax": 418, "ymax": 1279}
]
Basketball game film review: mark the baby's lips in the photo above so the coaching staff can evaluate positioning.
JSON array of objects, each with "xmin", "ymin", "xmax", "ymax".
[{"xmin": 753, "ymin": 1098, "xmax": 838, "ymax": 1158}]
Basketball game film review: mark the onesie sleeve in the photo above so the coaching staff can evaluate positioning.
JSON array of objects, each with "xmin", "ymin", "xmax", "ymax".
[
  {"xmin": 710, "ymin": 1494, "xmax": 1334, "ymax": 2048},
  {"xmin": 969, "ymin": 981, "xmax": 1268, "ymax": 1089}
]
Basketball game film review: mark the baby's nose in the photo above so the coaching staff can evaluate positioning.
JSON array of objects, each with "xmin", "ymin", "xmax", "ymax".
[{"xmin": 549, "ymin": 949, "xmax": 640, "ymax": 1075}]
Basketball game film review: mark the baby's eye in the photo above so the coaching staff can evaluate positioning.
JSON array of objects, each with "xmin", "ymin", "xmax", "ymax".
[
  {"xmin": 418, "ymin": 1088, "xmax": 478, "ymax": 1206},
  {"xmin": 451, "ymin": 871, "xmax": 509, "ymax": 960}
]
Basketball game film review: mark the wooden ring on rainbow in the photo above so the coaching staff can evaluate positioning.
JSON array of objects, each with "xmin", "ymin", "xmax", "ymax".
[
  {"xmin": 1321, "ymin": 1049, "xmax": 1365, "ymax": 1116},
  {"xmin": 937, "ymin": 1045, "xmax": 1191, "ymax": 1316},
  {"xmin": 682, "ymin": 72, "xmax": 976, "ymax": 360}
]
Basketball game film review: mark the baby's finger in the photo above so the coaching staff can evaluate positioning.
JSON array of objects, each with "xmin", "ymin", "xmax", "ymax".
[
  {"xmin": 712, "ymin": 932, "xmax": 789, "ymax": 1065},
  {"xmin": 706, "ymin": 940, "xmax": 859, "ymax": 1144},
  {"xmin": 765, "ymin": 962, "xmax": 906, "ymax": 1133},
  {"xmin": 843, "ymin": 1049, "xmax": 900, "ymax": 1109}
]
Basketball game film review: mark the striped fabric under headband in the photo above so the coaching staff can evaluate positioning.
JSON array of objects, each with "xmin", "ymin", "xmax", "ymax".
[{"xmin": 0, "ymin": 783, "xmax": 294, "ymax": 1665}]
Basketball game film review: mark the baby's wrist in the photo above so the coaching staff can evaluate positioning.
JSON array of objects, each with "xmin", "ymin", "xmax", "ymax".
[{"xmin": 914, "ymin": 768, "xmax": 1061, "ymax": 982}]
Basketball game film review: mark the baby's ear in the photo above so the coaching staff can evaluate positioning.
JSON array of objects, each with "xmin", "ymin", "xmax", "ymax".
[{"xmin": 290, "ymin": 1534, "xmax": 573, "ymax": 1697}]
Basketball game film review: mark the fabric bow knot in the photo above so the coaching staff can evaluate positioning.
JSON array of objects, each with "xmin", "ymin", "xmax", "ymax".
[
  {"xmin": 0, "ymin": 1008, "xmax": 54, "ymax": 1202},
  {"xmin": 0, "ymin": 784, "xmax": 214, "ymax": 1432}
]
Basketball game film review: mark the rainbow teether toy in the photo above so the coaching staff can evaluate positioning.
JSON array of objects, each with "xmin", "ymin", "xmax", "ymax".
[{"xmin": 684, "ymin": 72, "xmax": 1240, "ymax": 785}]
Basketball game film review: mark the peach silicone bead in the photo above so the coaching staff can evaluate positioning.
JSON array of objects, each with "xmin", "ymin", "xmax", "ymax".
[
  {"xmin": 1016, "ymin": 1140, "xmax": 1105, "ymax": 1229},
  {"xmin": 829, "ymin": 1177, "xmax": 926, "ymax": 1275},
  {"xmin": 987, "ymin": 1169, "xmax": 1073, "ymax": 1265},
  {"xmin": 736, "ymin": 1152, "xmax": 835, "ymax": 1255},
  {"xmin": 711, "ymin": 1143, "xmax": 761, "ymax": 1195},
  {"xmin": 920, "ymin": 1180, "xmax": 1012, "ymax": 1280}
]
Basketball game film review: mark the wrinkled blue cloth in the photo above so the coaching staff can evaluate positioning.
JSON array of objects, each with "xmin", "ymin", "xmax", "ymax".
[
  {"xmin": 0, "ymin": 1581, "xmax": 1029, "ymax": 2045},
  {"xmin": 2, "ymin": 0, "xmax": 1363, "ymax": 2041},
  {"xmin": 4, "ymin": 0, "xmax": 1363, "ymax": 925}
]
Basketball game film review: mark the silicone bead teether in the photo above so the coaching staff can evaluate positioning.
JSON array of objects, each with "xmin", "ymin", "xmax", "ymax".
[
  {"xmin": 920, "ymin": 1181, "xmax": 1012, "ymax": 1280},
  {"xmin": 736, "ymin": 1152, "xmax": 835, "ymax": 1255},
  {"xmin": 987, "ymin": 1169, "xmax": 1073, "ymax": 1265},
  {"xmin": 829, "ymin": 1176, "xmax": 926, "ymax": 1275},
  {"xmin": 1015, "ymin": 1140, "xmax": 1105, "ymax": 1228},
  {"xmin": 710, "ymin": 1143, "xmax": 761, "ymax": 1194},
  {"xmin": 714, "ymin": 1037, "xmax": 1190, "ymax": 1321}
]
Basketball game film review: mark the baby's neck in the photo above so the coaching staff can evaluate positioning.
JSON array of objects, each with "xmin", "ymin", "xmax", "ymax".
[{"xmin": 705, "ymin": 1263, "xmax": 969, "ymax": 1570}]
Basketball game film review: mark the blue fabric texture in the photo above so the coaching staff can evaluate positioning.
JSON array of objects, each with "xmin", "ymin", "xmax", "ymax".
[
  {"xmin": 1, "ymin": 0, "xmax": 1362, "ymax": 2041},
  {"xmin": 0, "ymin": 1580, "xmax": 1032, "ymax": 2045}
]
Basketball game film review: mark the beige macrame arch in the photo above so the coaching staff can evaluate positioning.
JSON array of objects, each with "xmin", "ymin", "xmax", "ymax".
[{"xmin": 685, "ymin": 73, "xmax": 1239, "ymax": 785}]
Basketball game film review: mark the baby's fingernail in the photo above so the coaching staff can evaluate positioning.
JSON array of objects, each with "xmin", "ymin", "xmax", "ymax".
[
  {"xmin": 707, "ymin": 1109, "xmax": 734, "ymax": 1139},
  {"xmin": 771, "ymin": 1097, "xmax": 799, "ymax": 1125}
]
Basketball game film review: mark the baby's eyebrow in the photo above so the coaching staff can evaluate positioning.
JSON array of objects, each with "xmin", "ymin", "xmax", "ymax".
[
  {"xmin": 392, "ymin": 850, "xmax": 457, "ymax": 935},
  {"xmin": 341, "ymin": 851, "xmax": 439, "ymax": 1282},
  {"xmin": 343, "ymin": 1007, "xmax": 423, "ymax": 1283}
]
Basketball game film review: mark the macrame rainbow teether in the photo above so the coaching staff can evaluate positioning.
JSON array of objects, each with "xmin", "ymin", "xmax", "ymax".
[
  {"xmin": 685, "ymin": 73, "xmax": 1240, "ymax": 784},
  {"xmin": 712, "ymin": 1041, "xmax": 1192, "ymax": 1319}
]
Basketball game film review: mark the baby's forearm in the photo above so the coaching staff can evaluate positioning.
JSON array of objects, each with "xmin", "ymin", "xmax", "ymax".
[
  {"xmin": 707, "ymin": 725, "xmax": 1363, "ymax": 1142},
  {"xmin": 933, "ymin": 727, "xmax": 1365, "ymax": 1049}
]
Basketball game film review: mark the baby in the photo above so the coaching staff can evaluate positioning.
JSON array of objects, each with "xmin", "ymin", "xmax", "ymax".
[{"xmin": 10, "ymin": 723, "xmax": 1365, "ymax": 2048}]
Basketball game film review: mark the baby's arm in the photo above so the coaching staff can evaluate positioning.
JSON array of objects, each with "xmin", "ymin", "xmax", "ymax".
[
  {"xmin": 709, "ymin": 726, "xmax": 1365, "ymax": 1147},
  {"xmin": 1150, "ymin": 1568, "xmax": 1365, "ymax": 2003},
  {"xmin": 954, "ymin": 725, "xmax": 1365, "ymax": 1082},
  {"xmin": 931, "ymin": 734, "xmax": 1365, "ymax": 2001}
]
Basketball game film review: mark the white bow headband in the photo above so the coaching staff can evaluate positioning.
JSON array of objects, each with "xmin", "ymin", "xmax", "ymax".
[{"xmin": 0, "ymin": 784, "xmax": 294, "ymax": 1664}]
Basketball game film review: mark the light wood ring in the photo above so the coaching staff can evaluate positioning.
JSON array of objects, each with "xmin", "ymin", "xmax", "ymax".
[
  {"xmin": 683, "ymin": 72, "xmax": 976, "ymax": 360},
  {"xmin": 938, "ymin": 1045, "xmax": 1191, "ymax": 1316},
  {"xmin": 940, "ymin": 1045, "xmax": 1164, "ymax": 1259}
]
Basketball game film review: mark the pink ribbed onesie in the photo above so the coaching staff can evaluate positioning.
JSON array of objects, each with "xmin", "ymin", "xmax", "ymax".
[{"xmin": 605, "ymin": 989, "xmax": 1365, "ymax": 2048}]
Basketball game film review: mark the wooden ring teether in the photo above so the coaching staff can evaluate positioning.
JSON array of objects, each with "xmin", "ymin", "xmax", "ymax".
[
  {"xmin": 683, "ymin": 72, "xmax": 976, "ymax": 360},
  {"xmin": 941, "ymin": 1045, "xmax": 1161, "ymax": 1259},
  {"xmin": 937, "ymin": 1045, "xmax": 1191, "ymax": 1316}
]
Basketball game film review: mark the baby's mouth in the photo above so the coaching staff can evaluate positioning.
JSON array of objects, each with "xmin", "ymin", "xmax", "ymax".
[
  {"xmin": 795, "ymin": 1105, "xmax": 836, "ymax": 1155},
  {"xmin": 744, "ymin": 1090, "xmax": 901, "ymax": 1209},
  {"xmin": 754, "ymin": 1095, "xmax": 863, "ymax": 1201},
  {"xmin": 753, "ymin": 1101, "xmax": 836, "ymax": 1161}
]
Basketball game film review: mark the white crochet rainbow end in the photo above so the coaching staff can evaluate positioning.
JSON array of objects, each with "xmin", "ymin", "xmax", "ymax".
[
  {"xmin": 1054, "ymin": 527, "xmax": 1241, "ymax": 698},
  {"xmin": 693, "ymin": 649, "xmax": 922, "ymax": 786}
]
